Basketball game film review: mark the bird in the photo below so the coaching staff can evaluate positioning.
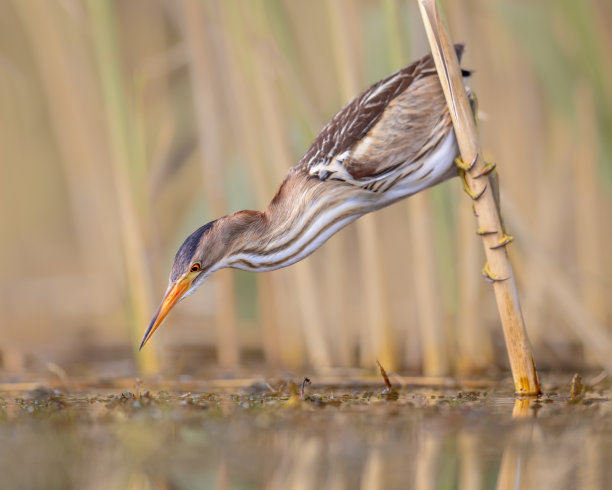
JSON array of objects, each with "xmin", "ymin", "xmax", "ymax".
[{"xmin": 140, "ymin": 44, "xmax": 471, "ymax": 349}]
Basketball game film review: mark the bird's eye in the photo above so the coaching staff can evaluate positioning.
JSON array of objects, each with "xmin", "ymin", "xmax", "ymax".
[{"xmin": 190, "ymin": 263, "xmax": 201, "ymax": 273}]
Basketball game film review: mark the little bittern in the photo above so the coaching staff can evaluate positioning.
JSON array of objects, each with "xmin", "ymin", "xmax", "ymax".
[{"xmin": 140, "ymin": 45, "xmax": 471, "ymax": 349}]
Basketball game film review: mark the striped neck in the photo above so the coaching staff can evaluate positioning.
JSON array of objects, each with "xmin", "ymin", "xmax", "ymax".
[{"xmin": 223, "ymin": 174, "xmax": 367, "ymax": 272}]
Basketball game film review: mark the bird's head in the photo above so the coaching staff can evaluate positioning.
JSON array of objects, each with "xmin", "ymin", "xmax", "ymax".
[
  {"xmin": 139, "ymin": 219, "xmax": 223, "ymax": 350},
  {"xmin": 139, "ymin": 211, "xmax": 263, "ymax": 349}
]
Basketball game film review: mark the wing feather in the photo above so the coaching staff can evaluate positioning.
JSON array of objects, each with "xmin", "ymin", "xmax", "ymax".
[{"xmin": 299, "ymin": 45, "xmax": 465, "ymax": 187}]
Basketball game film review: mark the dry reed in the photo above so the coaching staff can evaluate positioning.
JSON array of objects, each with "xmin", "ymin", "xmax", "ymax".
[
  {"xmin": 419, "ymin": 0, "xmax": 540, "ymax": 394},
  {"xmin": 1, "ymin": 0, "xmax": 610, "ymax": 378},
  {"xmin": 180, "ymin": 0, "xmax": 239, "ymax": 368}
]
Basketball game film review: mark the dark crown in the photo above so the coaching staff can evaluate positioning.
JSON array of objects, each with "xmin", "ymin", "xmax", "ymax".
[{"xmin": 171, "ymin": 219, "xmax": 217, "ymax": 281}]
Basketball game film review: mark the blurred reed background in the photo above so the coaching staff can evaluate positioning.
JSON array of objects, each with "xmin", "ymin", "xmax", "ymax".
[{"xmin": 1, "ymin": 0, "xmax": 610, "ymax": 378}]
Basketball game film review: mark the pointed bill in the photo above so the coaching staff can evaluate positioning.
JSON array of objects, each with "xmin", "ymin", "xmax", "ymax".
[{"xmin": 139, "ymin": 276, "xmax": 192, "ymax": 350}]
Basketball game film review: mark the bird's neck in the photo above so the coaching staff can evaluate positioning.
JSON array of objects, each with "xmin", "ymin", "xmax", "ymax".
[{"xmin": 223, "ymin": 173, "xmax": 365, "ymax": 272}]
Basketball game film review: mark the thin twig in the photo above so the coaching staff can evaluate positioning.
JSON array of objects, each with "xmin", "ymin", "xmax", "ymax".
[
  {"xmin": 376, "ymin": 360, "xmax": 393, "ymax": 391},
  {"xmin": 300, "ymin": 377, "xmax": 311, "ymax": 400}
]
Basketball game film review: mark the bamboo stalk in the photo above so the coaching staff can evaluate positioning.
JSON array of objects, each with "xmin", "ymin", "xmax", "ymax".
[{"xmin": 418, "ymin": 0, "xmax": 540, "ymax": 394}]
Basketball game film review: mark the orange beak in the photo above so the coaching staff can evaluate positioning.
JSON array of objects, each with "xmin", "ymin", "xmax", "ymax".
[{"xmin": 139, "ymin": 276, "xmax": 193, "ymax": 350}]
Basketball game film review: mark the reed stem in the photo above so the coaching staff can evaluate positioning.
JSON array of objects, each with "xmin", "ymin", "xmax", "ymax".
[
  {"xmin": 218, "ymin": 2, "xmax": 302, "ymax": 368},
  {"xmin": 328, "ymin": 0, "xmax": 396, "ymax": 370},
  {"xmin": 87, "ymin": 0, "xmax": 158, "ymax": 375},
  {"xmin": 418, "ymin": 0, "xmax": 540, "ymax": 394},
  {"xmin": 181, "ymin": 0, "xmax": 239, "ymax": 369}
]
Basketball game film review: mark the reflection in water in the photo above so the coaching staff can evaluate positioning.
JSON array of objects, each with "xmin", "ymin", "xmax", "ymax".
[
  {"xmin": 511, "ymin": 397, "xmax": 535, "ymax": 419},
  {"xmin": 415, "ymin": 429, "xmax": 443, "ymax": 490},
  {"xmin": 496, "ymin": 398, "xmax": 537, "ymax": 490},
  {"xmin": 495, "ymin": 397, "xmax": 610, "ymax": 490},
  {"xmin": 360, "ymin": 447, "xmax": 383, "ymax": 490},
  {"xmin": 459, "ymin": 431, "xmax": 484, "ymax": 490},
  {"xmin": 0, "ymin": 386, "xmax": 609, "ymax": 489},
  {"xmin": 269, "ymin": 437, "xmax": 323, "ymax": 490}
]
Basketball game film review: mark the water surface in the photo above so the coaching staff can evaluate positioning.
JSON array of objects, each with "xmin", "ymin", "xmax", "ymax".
[{"xmin": 0, "ymin": 374, "xmax": 609, "ymax": 489}]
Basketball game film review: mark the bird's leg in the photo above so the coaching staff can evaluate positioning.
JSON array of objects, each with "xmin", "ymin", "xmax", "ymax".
[
  {"xmin": 455, "ymin": 154, "xmax": 477, "ymax": 171},
  {"xmin": 460, "ymin": 168, "xmax": 486, "ymax": 200},
  {"xmin": 481, "ymin": 262, "xmax": 509, "ymax": 282}
]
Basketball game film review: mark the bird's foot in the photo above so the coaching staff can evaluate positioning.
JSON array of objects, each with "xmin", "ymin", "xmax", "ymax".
[
  {"xmin": 490, "ymin": 234, "xmax": 514, "ymax": 249},
  {"xmin": 455, "ymin": 154, "xmax": 477, "ymax": 171},
  {"xmin": 481, "ymin": 262, "xmax": 509, "ymax": 282},
  {"xmin": 474, "ymin": 161, "xmax": 496, "ymax": 178},
  {"xmin": 460, "ymin": 169, "xmax": 487, "ymax": 200}
]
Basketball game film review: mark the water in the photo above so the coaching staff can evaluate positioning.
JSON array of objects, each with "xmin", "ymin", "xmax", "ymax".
[{"xmin": 0, "ymin": 375, "xmax": 610, "ymax": 489}]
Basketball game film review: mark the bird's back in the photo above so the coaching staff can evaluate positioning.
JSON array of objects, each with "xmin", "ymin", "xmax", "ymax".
[{"xmin": 297, "ymin": 45, "xmax": 466, "ymax": 198}]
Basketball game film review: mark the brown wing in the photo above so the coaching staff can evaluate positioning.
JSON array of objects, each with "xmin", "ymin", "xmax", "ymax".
[{"xmin": 298, "ymin": 45, "xmax": 465, "ymax": 184}]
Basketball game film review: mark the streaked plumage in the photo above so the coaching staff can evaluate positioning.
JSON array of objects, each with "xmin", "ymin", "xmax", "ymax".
[{"xmin": 140, "ymin": 45, "xmax": 468, "ymax": 349}]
